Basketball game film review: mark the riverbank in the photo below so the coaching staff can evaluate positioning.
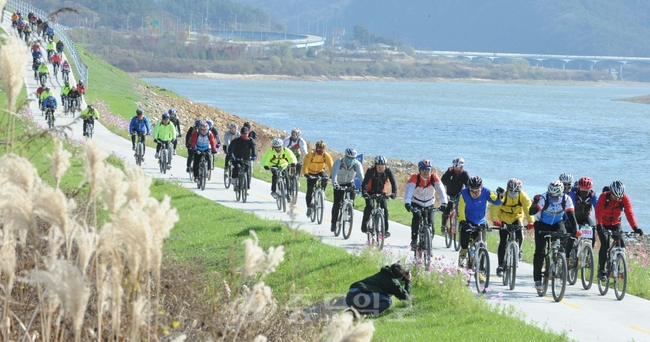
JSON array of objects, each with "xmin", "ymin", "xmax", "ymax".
[
  {"xmin": 132, "ymin": 71, "xmax": 650, "ymax": 87},
  {"xmin": 615, "ymin": 94, "xmax": 650, "ymax": 104}
]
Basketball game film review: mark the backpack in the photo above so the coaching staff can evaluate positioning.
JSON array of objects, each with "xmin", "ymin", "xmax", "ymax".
[
  {"xmin": 542, "ymin": 193, "xmax": 566, "ymax": 212},
  {"xmin": 603, "ymin": 192, "xmax": 624, "ymax": 210}
]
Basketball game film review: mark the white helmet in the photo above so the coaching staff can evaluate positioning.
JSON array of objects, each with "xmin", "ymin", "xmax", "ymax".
[
  {"xmin": 272, "ymin": 138, "xmax": 283, "ymax": 147},
  {"xmin": 452, "ymin": 157, "xmax": 465, "ymax": 169},
  {"xmin": 559, "ymin": 172, "xmax": 574, "ymax": 184},
  {"xmin": 547, "ymin": 180, "xmax": 563, "ymax": 196},
  {"xmin": 610, "ymin": 180, "xmax": 625, "ymax": 198}
]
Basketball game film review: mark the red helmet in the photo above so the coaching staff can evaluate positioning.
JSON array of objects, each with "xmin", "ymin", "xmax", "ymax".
[{"xmin": 578, "ymin": 176, "xmax": 593, "ymax": 190}]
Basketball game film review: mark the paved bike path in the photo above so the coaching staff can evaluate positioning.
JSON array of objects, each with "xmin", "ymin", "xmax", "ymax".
[{"xmin": 3, "ymin": 12, "xmax": 649, "ymax": 341}]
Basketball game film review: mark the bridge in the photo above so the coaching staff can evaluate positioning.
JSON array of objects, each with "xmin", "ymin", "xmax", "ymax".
[{"xmin": 416, "ymin": 50, "xmax": 650, "ymax": 78}]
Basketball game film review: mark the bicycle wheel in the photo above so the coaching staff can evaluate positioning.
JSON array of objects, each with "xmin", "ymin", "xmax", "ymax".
[
  {"xmin": 539, "ymin": 255, "xmax": 550, "ymax": 297},
  {"xmin": 366, "ymin": 223, "xmax": 375, "ymax": 247},
  {"xmin": 452, "ymin": 216, "xmax": 460, "ymax": 251},
  {"xmin": 235, "ymin": 176, "xmax": 242, "ymax": 202},
  {"xmin": 580, "ymin": 244, "xmax": 595, "ymax": 290},
  {"xmin": 200, "ymin": 164, "xmax": 207, "ymax": 191},
  {"xmin": 551, "ymin": 253, "xmax": 567, "ymax": 302},
  {"xmin": 423, "ymin": 228, "xmax": 432, "ymax": 269},
  {"xmin": 335, "ymin": 210, "xmax": 342, "ymax": 237},
  {"xmin": 88, "ymin": 124, "xmax": 93, "ymax": 139},
  {"xmin": 160, "ymin": 152, "xmax": 166, "ymax": 174},
  {"xmin": 613, "ymin": 254, "xmax": 627, "ymax": 301},
  {"xmin": 291, "ymin": 176, "xmax": 299, "ymax": 204},
  {"xmin": 197, "ymin": 165, "xmax": 202, "ymax": 189},
  {"xmin": 342, "ymin": 202, "xmax": 354, "ymax": 239},
  {"xmin": 507, "ymin": 243, "xmax": 518, "ymax": 290},
  {"xmin": 275, "ymin": 182, "xmax": 282, "ymax": 210},
  {"xmin": 376, "ymin": 214, "xmax": 385, "ymax": 250},
  {"xmin": 241, "ymin": 176, "xmax": 248, "ymax": 203},
  {"xmin": 279, "ymin": 181, "xmax": 287, "ymax": 212},
  {"xmin": 316, "ymin": 190, "xmax": 324, "ymax": 224},
  {"xmin": 444, "ymin": 224, "xmax": 452, "ymax": 249},
  {"xmin": 598, "ymin": 260, "xmax": 610, "ymax": 296},
  {"xmin": 475, "ymin": 247, "xmax": 490, "ymax": 293},
  {"xmin": 567, "ymin": 248, "xmax": 578, "ymax": 286},
  {"xmin": 136, "ymin": 143, "xmax": 144, "ymax": 167},
  {"xmin": 224, "ymin": 165, "xmax": 231, "ymax": 189}
]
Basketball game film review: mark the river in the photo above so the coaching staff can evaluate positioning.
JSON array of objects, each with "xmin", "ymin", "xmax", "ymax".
[{"xmin": 142, "ymin": 77, "xmax": 650, "ymax": 229}]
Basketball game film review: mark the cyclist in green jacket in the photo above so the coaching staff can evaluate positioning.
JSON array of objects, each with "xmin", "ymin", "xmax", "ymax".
[
  {"xmin": 153, "ymin": 113, "xmax": 178, "ymax": 168},
  {"xmin": 346, "ymin": 263, "xmax": 411, "ymax": 316},
  {"xmin": 261, "ymin": 138, "xmax": 297, "ymax": 199},
  {"xmin": 80, "ymin": 105, "xmax": 99, "ymax": 137}
]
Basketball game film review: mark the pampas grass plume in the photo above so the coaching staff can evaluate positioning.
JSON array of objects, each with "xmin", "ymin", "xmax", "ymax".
[
  {"xmin": 0, "ymin": 34, "xmax": 27, "ymax": 114},
  {"xmin": 83, "ymin": 140, "xmax": 108, "ymax": 198},
  {"xmin": 49, "ymin": 138, "xmax": 71, "ymax": 189},
  {"xmin": 100, "ymin": 165, "xmax": 128, "ymax": 214}
]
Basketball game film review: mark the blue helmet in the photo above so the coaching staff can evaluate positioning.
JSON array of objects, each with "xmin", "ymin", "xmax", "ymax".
[
  {"xmin": 206, "ymin": 119, "xmax": 213, "ymax": 128},
  {"xmin": 194, "ymin": 119, "xmax": 202, "ymax": 127},
  {"xmin": 374, "ymin": 155, "xmax": 386, "ymax": 165},
  {"xmin": 162, "ymin": 113, "xmax": 170, "ymax": 119},
  {"xmin": 168, "ymin": 108, "xmax": 177, "ymax": 116}
]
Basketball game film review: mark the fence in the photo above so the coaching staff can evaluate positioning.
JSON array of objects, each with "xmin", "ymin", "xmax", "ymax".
[{"xmin": 5, "ymin": 0, "xmax": 89, "ymax": 85}]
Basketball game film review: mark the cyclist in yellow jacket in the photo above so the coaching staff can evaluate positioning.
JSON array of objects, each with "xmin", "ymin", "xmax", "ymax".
[
  {"xmin": 302, "ymin": 140, "xmax": 333, "ymax": 217},
  {"xmin": 489, "ymin": 178, "xmax": 535, "ymax": 276},
  {"xmin": 261, "ymin": 138, "xmax": 297, "ymax": 200},
  {"xmin": 153, "ymin": 113, "xmax": 178, "ymax": 168}
]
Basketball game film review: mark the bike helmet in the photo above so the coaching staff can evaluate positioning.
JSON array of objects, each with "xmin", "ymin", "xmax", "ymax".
[
  {"xmin": 374, "ymin": 155, "xmax": 386, "ymax": 165},
  {"xmin": 240, "ymin": 127, "xmax": 249, "ymax": 134},
  {"xmin": 418, "ymin": 159, "xmax": 432, "ymax": 170},
  {"xmin": 136, "ymin": 108, "xmax": 143, "ymax": 115},
  {"xmin": 168, "ymin": 108, "xmax": 176, "ymax": 116},
  {"xmin": 452, "ymin": 157, "xmax": 465, "ymax": 169},
  {"xmin": 291, "ymin": 127, "xmax": 301, "ymax": 136},
  {"xmin": 468, "ymin": 175, "xmax": 483, "ymax": 190},
  {"xmin": 229, "ymin": 122, "xmax": 238, "ymax": 130},
  {"xmin": 243, "ymin": 121, "xmax": 252, "ymax": 128},
  {"xmin": 194, "ymin": 119, "xmax": 202, "ymax": 127},
  {"xmin": 345, "ymin": 148, "xmax": 357, "ymax": 158},
  {"xmin": 547, "ymin": 180, "xmax": 563, "ymax": 196},
  {"xmin": 162, "ymin": 113, "xmax": 170, "ymax": 119},
  {"xmin": 71, "ymin": 86, "xmax": 77, "ymax": 91},
  {"xmin": 507, "ymin": 178, "xmax": 522, "ymax": 192},
  {"xmin": 44, "ymin": 87, "xmax": 50, "ymax": 91},
  {"xmin": 88, "ymin": 105, "xmax": 94, "ymax": 111},
  {"xmin": 315, "ymin": 140, "xmax": 326, "ymax": 149},
  {"xmin": 577, "ymin": 176, "xmax": 593, "ymax": 190},
  {"xmin": 609, "ymin": 180, "xmax": 625, "ymax": 198},
  {"xmin": 206, "ymin": 119, "xmax": 213, "ymax": 128},
  {"xmin": 40, "ymin": 82, "xmax": 46, "ymax": 87},
  {"xmin": 559, "ymin": 172, "xmax": 574, "ymax": 184},
  {"xmin": 272, "ymin": 138, "xmax": 283, "ymax": 147}
]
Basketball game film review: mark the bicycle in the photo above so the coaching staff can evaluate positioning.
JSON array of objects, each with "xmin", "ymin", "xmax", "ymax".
[
  {"xmin": 286, "ymin": 164, "xmax": 300, "ymax": 205},
  {"xmin": 597, "ymin": 229, "xmax": 637, "ymax": 301},
  {"xmin": 271, "ymin": 167, "xmax": 290, "ymax": 212},
  {"xmin": 307, "ymin": 174, "xmax": 328, "ymax": 224},
  {"xmin": 537, "ymin": 230, "xmax": 570, "ymax": 302},
  {"xmin": 133, "ymin": 133, "xmax": 146, "ymax": 166},
  {"xmin": 158, "ymin": 140, "xmax": 173, "ymax": 174},
  {"xmin": 223, "ymin": 160, "xmax": 233, "ymax": 189},
  {"xmin": 412, "ymin": 206, "xmax": 440, "ymax": 269},
  {"xmin": 67, "ymin": 98, "xmax": 80, "ymax": 117},
  {"xmin": 195, "ymin": 150, "xmax": 211, "ymax": 191},
  {"xmin": 443, "ymin": 194, "xmax": 461, "ymax": 251},
  {"xmin": 83, "ymin": 118, "xmax": 94, "ymax": 139},
  {"xmin": 335, "ymin": 185, "xmax": 356, "ymax": 239},
  {"xmin": 52, "ymin": 63, "xmax": 59, "ymax": 79},
  {"xmin": 38, "ymin": 73, "xmax": 47, "ymax": 85},
  {"xmin": 500, "ymin": 223, "xmax": 524, "ymax": 290},
  {"xmin": 566, "ymin": 224, "xmax": 595, "ymax": 290},
  {"xmin": 364, "ymin": 193, "xmax": 390, "ymax": 250},
  {"xmin": 45, "ymin": 107, "xmax": 55, "ymax": 129},
  {"xmin": 234, "ymin": 159, "xmax": 251, "ymax": 203},
  {"xmin": 62, "ymin": 69, "xmax": 69, "ymax": 83},
  {"xmin": 458, "ymin": 223, "xmax": 491, "ymax": 293}
]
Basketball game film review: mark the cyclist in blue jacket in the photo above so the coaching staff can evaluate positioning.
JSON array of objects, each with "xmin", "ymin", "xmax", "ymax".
[{"xmin": 129, "ymin": 108, "xmax": 151, "ymax": 154}]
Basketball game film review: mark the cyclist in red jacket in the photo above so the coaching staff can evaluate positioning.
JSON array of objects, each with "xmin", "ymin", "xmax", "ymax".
[{"xmin": 594, "ymin": 180, "xmax": 643, "ymax": 281}]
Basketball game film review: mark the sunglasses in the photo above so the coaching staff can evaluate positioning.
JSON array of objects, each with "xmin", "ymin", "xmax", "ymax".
[{"xmin": 469, "ymin": 188, "xmax": 481, "ymax": 193}]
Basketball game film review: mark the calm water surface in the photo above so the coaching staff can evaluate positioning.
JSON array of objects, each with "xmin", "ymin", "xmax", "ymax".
[{"xmin": 143, "ymin": 78, "xmax": 650, "ymax": 229}]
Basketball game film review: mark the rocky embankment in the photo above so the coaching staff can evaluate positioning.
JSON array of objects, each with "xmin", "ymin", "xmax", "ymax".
[{"xmin": 134, "ymin": 84, "xmax": 443, "ymax": 196}]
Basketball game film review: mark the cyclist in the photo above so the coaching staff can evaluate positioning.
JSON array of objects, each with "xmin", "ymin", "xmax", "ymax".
[
  {"xmin": 45, "ymin": 39, "xmax": 55, "ymax": 61},
  {"xmin": 568, "ymin": 176, "xmax": 599, "ymax": 247},
  {"xmin": 346, "ymin": 263, "xmax": 411, "ymax": 316},
  {"xmin": 360, "ymin": 156, "xmax": 397, "ymax": 237},
  {"xmin": 227, "ymin": 127, "xmax": 257, "ymax": 189},
  {"xmin": 60, "ymin": 80, "xmax": 72, "ymax": 106},
  {"xmin": 458, "ymin": 176, "xmax": 503, "ymax": 268},
  {"xmin": 37, "ymin": 61, "xmax": 49, "ymax": 83},
  {"xmin": 331, "ymin": 148, "xmax": 364, "ymax": 232},
  {"xmin": 51, "ymin": 52, "xmax": 62, "ymax": 75},
  {"xmin": 243, "ymin": 121, "xmax": 258, "ymax": 141},
  {"xmin": 80, "ymin": 105, "xmax": 98, "ymax": 137},
  {"xmin": 223, "ymin": 123, "xmax": 240, "ymax": 170},
  {"xmin": 559, "ymin": 172, "xmax": 574, "ymax": 194},
  {"xmin": 261, "ymin": 138, "xmax": 297, "ymax": 199},
  {"xmin": 36, "ymin": 82, "xmax": 47, "ymax": 108},
  {"xmin": 441, "ymin": 157, "xmax": 471, "ymax": 234},
  {"xmin": 31, "ymin": 47, "xmax": 42, "ymax": 64},
  {"xmin": 302, "ymin": 140, "xmax": 333, "ymax": 217},
  {"xmin": 595, "ymin": 180, "xmax": 643, "ymax": 282},
  {"xmin": 283, "ymin": 127, "xmax": 308, "ymax": 176},
  {"xmin": 42, "ymin": 94, "xmax": 58, "ymax": 114},
  {"xmin": 189, "ymin": 123, "xmax": 218, "ymax": 181},
  {"xmin": 490, "ymin": 178, "xmax": 535, "ymax": 276},
  {"xmin": 56, "ymin": 39, "xmax": 64, "ymax": 54},
  {"xmin": 67, "ymin": 87, "xmax": 81, "ymax": 111},
  {"xmin": 529, "ymin": 180, "xmax": 579, "ymax": 291},
  {"xmin": 61, "ymin": 60, "xmax": 71, "ymax": 79},
  {"xmin": 167, "ymin": 108, "xmax": 183, "ymax": 155},
  {"xmin": 77, "ymin": 80, "xmax": 86, "ymax": 96},
  {"xmin": 129, "ymin": 108, "xmax": 151, "ymax": 154},
  {"xmin": 153, "ymin": 113, "xmax": 178, "ymax": 168},
  {"xmin": 185, "ymin": 119, "xmax": 202, "ymax": 173},
  {"xmin": 39, "ymin": 86, "xmax": 53, "ymax": 110},
  {"xmin": 206, "ymin": 119, "xmax": 223, "ymax": 153},
  {"xmin": 404, "ymin": 159, "xmax": 448, "ymax": 249},
  {"xmin": 30, "ymin": 42, "xmax": 41, "ymax": 53}
]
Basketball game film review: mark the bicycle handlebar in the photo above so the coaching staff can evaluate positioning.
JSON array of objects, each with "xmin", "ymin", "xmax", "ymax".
[
  {"xmin": 601, "ymin": 229, "xmax": 638, "ymax": 238},
  {"xmin": 464, "ymin": 223, "xmax": 492, "ymax": 233},
  {"xmin": 305, "ymin": 174, "xmax": 329, "ymax": 180},
  {"xmin": 538, "ymin": 231, "xmax": 572, "ymax": 239}
]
